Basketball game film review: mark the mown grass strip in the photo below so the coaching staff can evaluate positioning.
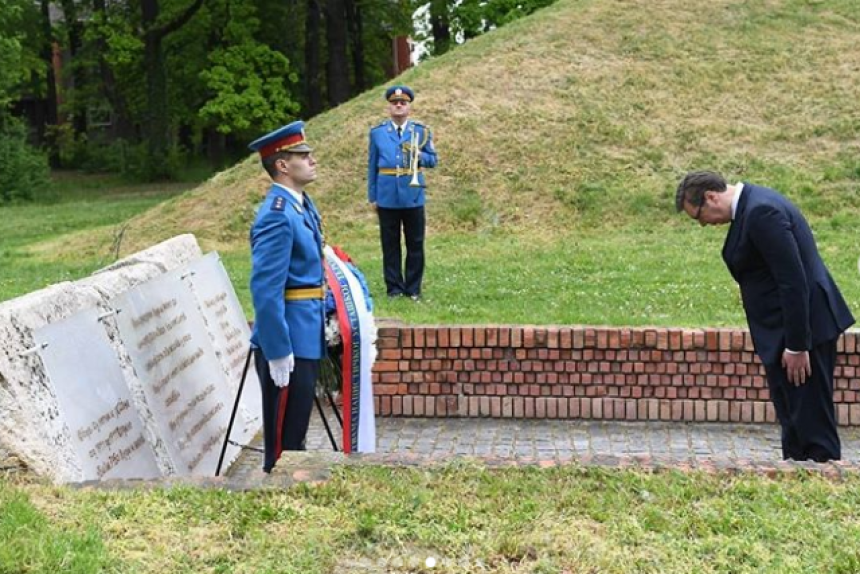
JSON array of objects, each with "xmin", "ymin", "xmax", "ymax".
[
  {"xmin": 3, "ymin": 465, "xmax": 860, "ymax": 573},
  {"xmin": 0, "ymin": 480, "xmax": 108, "ymax": 573}
]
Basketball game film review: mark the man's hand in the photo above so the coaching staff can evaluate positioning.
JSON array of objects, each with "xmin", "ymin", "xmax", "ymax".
[
  {"xmin": 269, "ymin": 354, "xmax": 295, "ymax": 388},
  {"xmin": 782, "ymin": 350, "xmax": 811, "ymax": 386},
  {"xmin": 370, "ymin": 202, "xmax": 378, "ymax": 212}
]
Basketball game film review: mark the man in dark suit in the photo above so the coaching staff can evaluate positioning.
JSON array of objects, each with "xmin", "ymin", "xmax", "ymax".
[{"xmin": 676, "ymin": 171, "xmax": 854, "ymax": 462}]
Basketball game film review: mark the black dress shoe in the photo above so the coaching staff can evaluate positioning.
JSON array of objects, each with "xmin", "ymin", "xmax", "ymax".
[{"xmin": 387, "ymin": 293, "xmax": 404, "ymax": 299}]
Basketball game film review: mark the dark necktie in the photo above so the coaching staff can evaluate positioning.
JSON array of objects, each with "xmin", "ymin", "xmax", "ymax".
[{"xmin": 397, "ymin": 126, "xmax": 402, "ymax": 138}]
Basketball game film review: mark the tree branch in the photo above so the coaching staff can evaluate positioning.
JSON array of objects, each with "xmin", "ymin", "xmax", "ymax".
[{"xmin": 150, "ymin": 0, "xmax": 206, "ymax": 41}]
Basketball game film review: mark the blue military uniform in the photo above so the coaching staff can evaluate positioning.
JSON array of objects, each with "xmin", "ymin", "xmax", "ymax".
[
  {"xmin": 368, "ymin": 85, "xmax": 438, "ymax": 298},
  {"xmin": 367, "ymin": 119, "xmax": 438, "ymax": 208},
  {"xmin": 249, "ymin": 188, "xmax": 325, "ymax": 360},
  {"xmin": 248, "ymin": 121, "xmax": 325, "ymax": 471}
]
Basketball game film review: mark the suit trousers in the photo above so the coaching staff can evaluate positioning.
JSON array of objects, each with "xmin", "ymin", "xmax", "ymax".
[
  {"xmin": 763, "ymin": 339, "xmax": 841, "ymax": 462},
  {"xmin": 254, "ymin": 350, "xmax": 319, "ymax": 472},
  {"xmin": 377, "ymin": 206, "xmax": 425, "ymax": 296}
]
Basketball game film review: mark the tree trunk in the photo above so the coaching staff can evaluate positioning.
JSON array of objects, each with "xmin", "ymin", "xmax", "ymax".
[
  {"xmin": 205, "ymin": 127, "xmax": 226, "ymax": 168},
  {"xmin": 139, "ymin": 0, "xmax": 205, "ymax": 180},
  {"xmin": 304, "ymin": 0, "xmax": 323, "ymax": 116},
  {"xmin": 324, "ymin": 0, "xmax": 350, "ymax": 107},
  {"xmin": 59, "ymin": 0, "xmax": 87, "ymax": 136},
  {"xmin": 141, "ymin": 0, "xmax": 170, "ymax": 178},
  {"xmin": 39, "ymin": 0, "xmax": 60, "ymax": 167},
  {"xmin": 430, "ymin": 0, "xmax": 451, "ymax": 56},
  {"xmin": 92, "ymin": 0, "xmax": 134, "ymax": 141},
  {"xmin": 344, "ymin": 0, "xmax": 364, "ymax": 93}
]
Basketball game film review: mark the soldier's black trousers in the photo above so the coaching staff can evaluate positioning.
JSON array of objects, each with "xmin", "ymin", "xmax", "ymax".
[
  {"xmin": 254, "ymin": 350, "xmax": 319, "ymax": 472},
  {"xmin": 377, "ymin": 206, "xmax": 425, "ymax": 297}
]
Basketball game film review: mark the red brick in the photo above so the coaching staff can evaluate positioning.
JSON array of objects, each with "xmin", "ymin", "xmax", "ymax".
[
  {"xmin": 850, "ymin": 404, "xmax": 860, "ymax": 425},
  {"xmin": 573, "ymin": 328, "xmax": 585, "ymax": 349},
  {"xmin": 693, "ymin": 400, "xmax": 705, "ymax": 421},
  {"xmin": 512, "ymin": 328, "xmax": 523, "ymax": 348},
  {"xmin": 479, "ymin": 396, "xmax": 490, "ymax": 417},
  {"xmin": 522, "ymin": 397, "xmax": 533, "ymax": 417},
  {"xmin": 514, "ymin": 397, "xmax": 525, "ymax": 418},
  {"xmin": 590, "ymin": 398, "xmax": 602, "ymax": 419},
  {"xmin": 671, "ymin": 401, "xmax": 683, "ymax": 421},
  {"xmin": 581, "ymin": 397, "xmax": 593, "ymax": 418},
  {"xmin": 753, "ymin": 401, "xmax": 766, "ymax": 423},
  {"xmin": 560, "ymin": 328, "xmax": 572, "ymax": 349},
  {"xmin": 837, "ymin": 404, "xmax": 849, "ymax": 426},
  {"xmin": 523, "ymin": 328, "xmax": 536, "ymax": 348},
  {"xmin": 468, "ymin": 397, "xmax": 479, "ymax": 417},
  {"xmin": 657, "ymin": 400, "xmax": 669, "ymax": 421},
  {"xmin": 502, "ymin": 397, "xmax": 513, "ymax": 418},
  {"xmin": 475, "ymin": 327, "xmax": 486, "ymax": 347},
  {"xmin": 486, "ymin": 327, "xmax": 498, "ymax": 347},
  {"xmin": 457, "ymin": 397, "xmax": 468, "ymax": 417},
  {"xmin": 374, "ymin": 361, "xmax": 400, "ymax": 372},
  {"xmin": 558, "ymin": 399, "xmax": 569, "ymax": 418}
]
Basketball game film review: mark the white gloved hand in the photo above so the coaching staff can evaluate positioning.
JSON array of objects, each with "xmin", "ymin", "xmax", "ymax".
[{"xmin": 269, "ymin": 354, "xmax": 295, "ymax": 388}]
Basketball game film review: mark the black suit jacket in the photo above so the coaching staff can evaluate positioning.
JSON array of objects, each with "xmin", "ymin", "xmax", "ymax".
[{"xmin": 722, "ymin": 183, "xmax": 854, "ymax": 365}]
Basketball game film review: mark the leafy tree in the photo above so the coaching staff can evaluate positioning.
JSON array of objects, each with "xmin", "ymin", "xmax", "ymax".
[
  {"xmin": 199, "ymin": 43, "xmax": 299, "ymax": 135},
  {"xmin": 140, "ymin": 0, "xmax": 206, "ymax": 179},
  {"xmin": 0, "ymin": 0, "xmax": 50, "ymax": 203},
  {"xmin": 417, "ymin": 0, "xmax": 558, "ymax": 56}
]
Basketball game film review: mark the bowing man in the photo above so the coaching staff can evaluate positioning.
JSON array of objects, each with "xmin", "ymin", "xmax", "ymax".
[{"xmin": 676, "ymin": 171, "xmax": 854, "ymax": 462}]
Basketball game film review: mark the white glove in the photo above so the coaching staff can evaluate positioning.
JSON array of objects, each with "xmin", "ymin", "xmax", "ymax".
[{"xmin": 269, "ymin": 354, "xmax": 295, "ymax": 388}]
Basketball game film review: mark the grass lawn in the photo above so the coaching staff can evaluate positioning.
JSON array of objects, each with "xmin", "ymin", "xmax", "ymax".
[
  {"xmin": 4, "ymin": 0, "xmax": 860, "ymax": 569},
  {"xmin": 2, "ymin": 465, "xmax": 860, "ymax": 573},
  {"xmin": 5, "ymin": 178, "xmax": 859, "ymax": 330},
  {"xmin": 0, "ymin": 174, "xmax": 196, "ymax": 303}
]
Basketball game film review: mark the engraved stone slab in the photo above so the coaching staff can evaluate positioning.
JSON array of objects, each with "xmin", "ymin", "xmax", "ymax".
[
  {"xmin": 0, "ymin": 235, "xmax": 203, "ymax": 482},
  {"xmin": 34, "ymin": 308, "xmax": 160, "ymax": 481},
  {"xmin": 112, "ymin": 271, "xmax": 242, "ymax": 476},
  {"xmin": 186, "ymin": 253, "xmax": 262, "ymax": 447}
]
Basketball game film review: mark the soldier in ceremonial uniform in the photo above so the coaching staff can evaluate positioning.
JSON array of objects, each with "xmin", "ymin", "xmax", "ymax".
[
  {"xmin": 248, "ymin": 121, "xmax": 326, "ymax": 473},
  {"xmin": 367, "ymin": 85, "xmax": 438, "ymax": 301}
]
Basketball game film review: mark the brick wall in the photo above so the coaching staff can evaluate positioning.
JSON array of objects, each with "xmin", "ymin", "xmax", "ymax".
[{"xmin": 371, "ymin": 325, "xmax": 860, "ymax": 425}]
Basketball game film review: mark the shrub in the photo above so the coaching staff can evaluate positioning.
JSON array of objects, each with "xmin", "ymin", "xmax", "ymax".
[{"xmin": 0, "ymin": 115, "xmax": 50, "ymax": 204}]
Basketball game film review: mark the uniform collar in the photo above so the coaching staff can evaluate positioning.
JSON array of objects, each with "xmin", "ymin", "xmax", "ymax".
[
  {"xmin": 391, "ymin": 119, "xmax": 409, "ymax": 133},
  {"xmin": 272, "ymin": 182, "xmax": 303, "ymax": 206}
]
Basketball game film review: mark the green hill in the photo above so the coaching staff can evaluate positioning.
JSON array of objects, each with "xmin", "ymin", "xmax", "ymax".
[{"xmin": 44, "ymin": 0, "xmax": 860, "ymax": 258}]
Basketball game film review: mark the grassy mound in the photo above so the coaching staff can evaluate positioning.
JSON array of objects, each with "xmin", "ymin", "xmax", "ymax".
[{"xmin": 47, "ymin": 0, "xmax": 860, "ymax": 258}]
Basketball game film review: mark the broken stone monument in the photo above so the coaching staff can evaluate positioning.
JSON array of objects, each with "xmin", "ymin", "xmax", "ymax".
[{"xmin": 0, "ymin": 235, "xmax": 261, "ymax": 483}]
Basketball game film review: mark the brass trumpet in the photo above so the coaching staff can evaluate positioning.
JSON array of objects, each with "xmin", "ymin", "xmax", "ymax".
[{"xmin": 408, "ymin": 129, "xmax": 421, "ymax": 187}]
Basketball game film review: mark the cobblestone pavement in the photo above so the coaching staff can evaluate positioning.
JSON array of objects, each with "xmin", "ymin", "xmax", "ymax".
[
  {"xmin": 5, "ymin": 410, "xmax": 860, "ymax": 483},
  {"xmin": 225, "ymin": 403, "xmax": 860, "ymax": 479}
]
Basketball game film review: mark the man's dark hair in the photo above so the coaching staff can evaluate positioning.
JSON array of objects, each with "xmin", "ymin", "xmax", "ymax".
[
  {"xmin": 675, "ymin": 171, "xmax": 728, "ymax": 212},
  {"xmin": 262, "ymin": 151, "xmax": 290, "ymax": 179}
]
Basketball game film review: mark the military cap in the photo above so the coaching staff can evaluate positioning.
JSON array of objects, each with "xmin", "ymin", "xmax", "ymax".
[
  {"xmin": 385, "ymin": 85, "xmax": 414, "ymax": 103},
  {"xmin": 248, "ymin": 120, "xmax": 313, "ymax": 158}
]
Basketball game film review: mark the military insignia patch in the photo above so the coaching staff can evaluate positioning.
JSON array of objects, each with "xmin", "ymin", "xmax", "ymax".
[{"xmin": 272, "ymin": 196, "xmax": 286, "ymax": 212}]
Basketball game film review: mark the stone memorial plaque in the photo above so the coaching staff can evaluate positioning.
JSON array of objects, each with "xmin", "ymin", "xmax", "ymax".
[
  {"xmin": 187, "ymin": 253, "xmax": 262, "ymax": 444},
  {"xmin": 34, "ymin": 308, "xmax": 160, "ymax": 481},
  {"xmin": 112, "ymin": 273, "xmax": 242, "ymax": 476}
]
